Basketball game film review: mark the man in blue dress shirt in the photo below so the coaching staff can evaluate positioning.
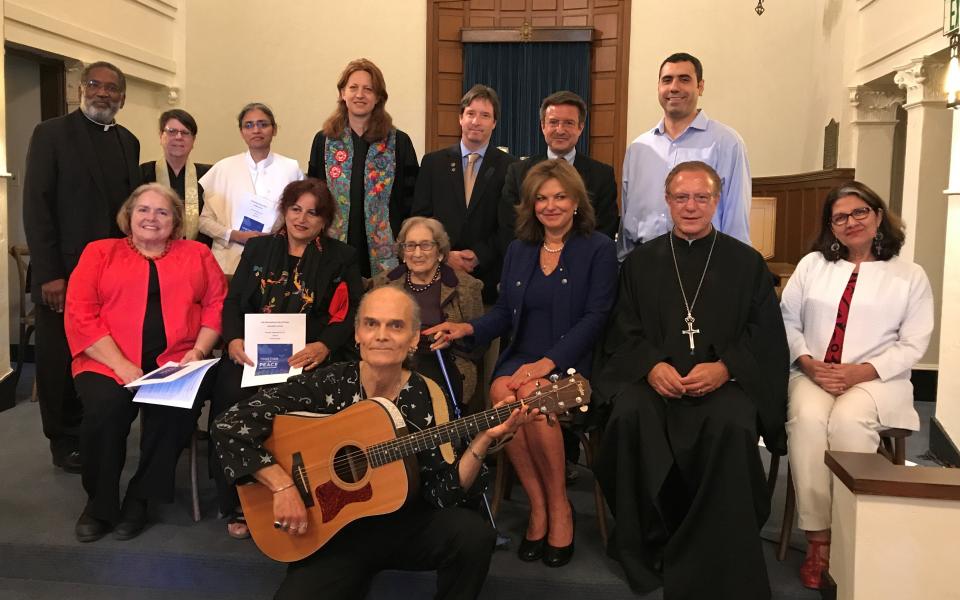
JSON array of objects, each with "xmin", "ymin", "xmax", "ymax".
[{"xmin": 617, "ymin": 52, "xmax": 751, "ymax": 260}]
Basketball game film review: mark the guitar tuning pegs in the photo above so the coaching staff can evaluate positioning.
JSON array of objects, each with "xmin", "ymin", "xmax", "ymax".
[
  {"xmin": 549, "ymin": 374, "xmax": 559, "ymax": 383},
  {"xmin": 579, "ymin": 405, "xmax": 589, "ymax": 412},
  {"xmin": 566, "ymin": 368, "xmax": 576, "ymax": 375}
]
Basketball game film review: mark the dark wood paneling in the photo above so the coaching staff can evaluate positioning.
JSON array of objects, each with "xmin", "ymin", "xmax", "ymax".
[
  {"xmin": 753, "ymin": 169, "xmax": 855, "ymax": 264},
  {"xmin": 426, "ymin": 0, "xmax": 631, "ymax": 189},
  {"xmin": 827, "ymin": 451, "xmax": 960, "ymax": 501}
]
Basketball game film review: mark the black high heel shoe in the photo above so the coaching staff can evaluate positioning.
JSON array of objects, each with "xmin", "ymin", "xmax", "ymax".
[
  {"xmin": 518, "ymin": 533, "xmax": 546, "ymax": 561},
  {"xmin": 542, "ymin": 502, "xmax": 575, "ymax": 568}
]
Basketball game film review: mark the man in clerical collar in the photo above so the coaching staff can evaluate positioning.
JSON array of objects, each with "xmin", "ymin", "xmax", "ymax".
[
  {"xmin": 617, "ymin": 52, "xmax": 751, "ymax": 261},
  {"xmin": 593, "ymin": 161, "xmax": 787, "ymax": 600},
  {"xmin": 499, "ymin": 91, "xmax": 619, "ymax": 250},
  {"xmin": 140, "ymin": 109, "xmax": 212, "ymax": 244},
  {"xmin": 23, "ymin": 60, "xmax": 141, "ymax": 477}
]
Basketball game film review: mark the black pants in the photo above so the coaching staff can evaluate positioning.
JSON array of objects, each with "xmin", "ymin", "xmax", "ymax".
[
  {"xmin": 35, "ymin": 304, "xmax": 82, "ymax": 456},
  {"xmin": 208, "ymin": 358, "xmax": 260, "ymax": 515},
  {"xmin": 276, "ymin": 502, "xmax": 496, "ymax": 600},
  {"xmin": 413, "ymin": 349, "xmax": 462, "ymax": 410},
  {"xmin": 76, "ymin": 372, "xmax": 202, "ymax": 523}
]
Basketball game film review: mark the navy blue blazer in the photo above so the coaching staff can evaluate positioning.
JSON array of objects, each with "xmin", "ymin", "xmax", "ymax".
[{"xmin": 471, "ymin": 231, "xmax": 618, "ymax": 378}]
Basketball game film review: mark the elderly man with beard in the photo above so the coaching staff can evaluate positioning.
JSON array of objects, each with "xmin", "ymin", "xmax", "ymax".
[{"xmin": 23, "ymin": 60, "xmax": 142, "ymax": 473}]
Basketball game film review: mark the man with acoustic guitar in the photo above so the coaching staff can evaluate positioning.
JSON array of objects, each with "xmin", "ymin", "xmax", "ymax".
[{"xmin": 212, "ymin": 286, "xmax": 537, "ymax": 599}]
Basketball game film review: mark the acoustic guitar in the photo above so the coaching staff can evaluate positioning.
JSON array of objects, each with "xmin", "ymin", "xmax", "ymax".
[{"xmin": 238, "ymin": 370, "xmax": 591, "ymax": 562}]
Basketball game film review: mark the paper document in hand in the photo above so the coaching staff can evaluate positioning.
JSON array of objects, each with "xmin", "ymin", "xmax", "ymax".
[
  {"xmin": 241, "ymin": 313, "xmax": 306, "ymax": 388},
  {"xmin": 232, "ymin": 192, "xmax": 277, "ymax": 233},
  {"xmin": 132, "ymin": 358, "xmax": 220, "ymax": 409},
  {"xmin": 126, "ymin": 358, "xmax": 218, "ymax": 388}
]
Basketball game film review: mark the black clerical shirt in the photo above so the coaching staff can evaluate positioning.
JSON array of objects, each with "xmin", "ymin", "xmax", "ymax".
[{"xmin": 83, "ymin": 116, "xmax": 130, "ymax": 237}]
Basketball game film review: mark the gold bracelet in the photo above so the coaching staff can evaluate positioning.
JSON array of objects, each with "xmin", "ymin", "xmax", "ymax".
[
  {"xmin": 271, "ymin": 482, "xmax": 295, "ymax": 494},
  {"xmin": 468, "ymin": 447, "xmax": 486, "ymax": 462}
]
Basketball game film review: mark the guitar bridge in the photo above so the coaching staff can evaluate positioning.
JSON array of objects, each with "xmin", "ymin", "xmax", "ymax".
[{"xmin": 291, "ymin": 452, "xmax": 314, "ymax": 507}]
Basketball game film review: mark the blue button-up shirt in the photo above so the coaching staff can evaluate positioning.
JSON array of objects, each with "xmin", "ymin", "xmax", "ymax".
[
  {"xmin": 460, "ymin": 141, "xmax": 489, "ymax": 174},
  {"xmin": 617, "ymin": 110, "xmax": 751, "ymax": 260}
]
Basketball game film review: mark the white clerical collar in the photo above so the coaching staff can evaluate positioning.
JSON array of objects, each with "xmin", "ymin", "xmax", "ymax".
[
  {"xmin": 546, "ymin": 147, "xmax": 576, "ymax": 164},
  {"xmin": 81, "ymin": 111, "xmax": 117, "ymax": 131},
  {"xmin": 245, "ymin": 151, "xmax": 275, "ymax": 170}
]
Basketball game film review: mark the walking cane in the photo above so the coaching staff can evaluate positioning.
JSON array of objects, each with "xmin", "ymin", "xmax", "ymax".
[{"xmin": 434, "ymin": 348, "xmax": 511, "ymax": 549}]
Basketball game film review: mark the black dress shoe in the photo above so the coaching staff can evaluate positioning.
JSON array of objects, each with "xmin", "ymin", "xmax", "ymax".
[
  {"xmin": 53, "ymin": 450, "xmax": 82, "ymax": 474},
  {"xmin": 517, "ymin": 535, "xmax": 546, "ymax": 562},
  {"xmin": 542, "ymin": 540, "xmax": 575, "ymax": 567},
  {"xmin": 542, "ymin": 501, "xmax": 576, "ymax": 567},
  {"xmin": 75, "ymin": 510, "xmax": 110, "ymax": 543},
  {"xmin": 114, "ymin": 497, "xmax": 148, "ymax": 541}
]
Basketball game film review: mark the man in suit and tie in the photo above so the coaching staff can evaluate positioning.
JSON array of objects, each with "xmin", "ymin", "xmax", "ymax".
[
  {"xmin": 412, "ymin": 84, "xmax": 517, "ymax": 305},
  {"xmin": 500, "ymin": 90, "xmax": 619, "ymax": 251},
  {"xmin": 23, "ymin": 61, "xmax": 142, "ymax": 473}
]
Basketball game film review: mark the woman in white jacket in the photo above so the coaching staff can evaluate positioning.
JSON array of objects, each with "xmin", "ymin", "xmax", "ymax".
[{"xmin": 780, "ymin": 181, "xmax": 933, "ymax": 590}]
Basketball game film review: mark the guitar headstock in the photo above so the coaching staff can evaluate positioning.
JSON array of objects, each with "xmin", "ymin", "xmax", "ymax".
[{"xmin": 520, "ymin": 369, "xmax": 591, "ymax": 416}]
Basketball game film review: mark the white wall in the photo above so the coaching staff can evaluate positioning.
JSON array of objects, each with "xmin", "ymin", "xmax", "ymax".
[
  {"xmin": 180, "ymin": 1, "xmax": 427, "ymax": 169},
  {"xmin": 626, "ymin": 1, "xmax": 823, "ymax": 176},
  {"xmin": 3, "ymin": 53, "xmax": 40, "ymax": 340}
]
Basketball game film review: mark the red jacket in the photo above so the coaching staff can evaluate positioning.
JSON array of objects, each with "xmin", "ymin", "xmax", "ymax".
[{"xmin": 65, "ymin": 238, "xmax": 227, "ymax": 384}]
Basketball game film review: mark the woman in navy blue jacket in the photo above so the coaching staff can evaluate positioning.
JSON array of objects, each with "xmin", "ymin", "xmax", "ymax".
[{"xmin": 426, "ymin": 159, "xmax": 618, "ymax": 568}]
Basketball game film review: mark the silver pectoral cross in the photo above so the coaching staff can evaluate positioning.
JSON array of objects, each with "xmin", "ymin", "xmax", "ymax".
[{"xmin": 682, "ymin": 313, "xmax": 700, "ymax": 354}]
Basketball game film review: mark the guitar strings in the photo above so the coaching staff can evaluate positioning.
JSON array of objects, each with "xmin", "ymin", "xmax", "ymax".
[{"xmin": 268, "ymin": 378, "xmax": 585, "ymax": 480}]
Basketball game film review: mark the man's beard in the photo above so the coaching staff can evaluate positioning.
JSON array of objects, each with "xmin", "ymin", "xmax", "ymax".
[{"xmin": 80, "ymin": 97, "xmax": 120, "ymax": 123}]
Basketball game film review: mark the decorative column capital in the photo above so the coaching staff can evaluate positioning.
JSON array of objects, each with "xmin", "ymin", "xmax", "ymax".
[
  {"xmin": 894, "ymin": 57, "xmax": 948, "ymax": 107},
  {"xmin": 849, "ymin": 85, "xmax": 904, "ymax": 123}
]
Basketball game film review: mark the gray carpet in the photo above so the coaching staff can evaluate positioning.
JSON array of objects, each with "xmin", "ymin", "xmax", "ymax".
[{"xmin": 1, "ymin": 364, "xmax": 934, "ymax": 599}]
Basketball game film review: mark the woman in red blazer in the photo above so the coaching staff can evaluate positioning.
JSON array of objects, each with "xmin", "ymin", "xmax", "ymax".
[{"xmin": 65, "ymin": 183, "xmax": 226, "ymax": 543}]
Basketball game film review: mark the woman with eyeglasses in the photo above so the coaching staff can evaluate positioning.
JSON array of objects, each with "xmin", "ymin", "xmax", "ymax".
[
  {"xmin": 199, "ymin": 103, "xmax": 303, "ymax": 275},
  {"xmin": 209, "ymin": 178, "xmax": 363, "ymax": 539},
  {"xmin": 370, "ymin": 216, "xmax": 483, "ymax": 406},
  {"xmin": 307, "ymin": 58, "xmax": 419, "ymax": 279},
  {"xmin": 140, "ymin": 109, "xmax": 212, "ymax": 245},
  {"xmin": 779, "ymin": 181, "xmax": 934, "ymax": 589}
]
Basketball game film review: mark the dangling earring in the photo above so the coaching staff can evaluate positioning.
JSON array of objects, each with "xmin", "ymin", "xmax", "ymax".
[
  {"xmin": 830, "ymin": 239, "xmax": 841, "ymax": 260},
  {"xmin": 873, "ymin": 231, "xmax": 884, "ymax": 256},
  {"xmin": 573, "ymin": 208, "xmax": 579, "ymax": 215}
]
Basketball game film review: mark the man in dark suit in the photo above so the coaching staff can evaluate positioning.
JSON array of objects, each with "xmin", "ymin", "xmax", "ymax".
[
  {"xmin": 23, "ymin": 61, "xmax": 141, "ymax": 473},
  {"xmin": 500, "ymin": 90, "xmax": 619, "ymax": 253},
  {"xmin": 412, "ymin": 84, "xmax": 517, "ymax": 305}
]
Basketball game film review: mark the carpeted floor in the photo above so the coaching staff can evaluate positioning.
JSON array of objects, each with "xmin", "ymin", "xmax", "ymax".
[{"xmin": 0, "ymin": 364, "xmax": 936, "ymax": 599}]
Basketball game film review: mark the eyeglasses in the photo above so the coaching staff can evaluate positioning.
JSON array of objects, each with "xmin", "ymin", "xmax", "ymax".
[
  {"xmin": 544, "ymin": 118, "xmax": 579, "ymax": 130},
  {"xmin": 668, "ymin": 193, "xmax": 714, "ymax": 205},
  {"xmin": 830, "ymin": 206, "xmax": 873, "ymax": 226},
  {"xmin": 242, "ymin": 120, "xmax": 273, "ymax": 130},
  {"xmin": 400, "ymin": 241, "xmax": 438, "ymax": 252},
  {"xmin": 163, "ymin": 127, "xmax": 193, "ymax": 138},
  {"xmin": 82, "ymin": 80, "xmax": 122, "ymax": 95}
]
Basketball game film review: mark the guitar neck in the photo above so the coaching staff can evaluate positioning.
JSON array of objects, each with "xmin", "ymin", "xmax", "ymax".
[{"xmin": 366, "ymin": 397, "xmax": 531, "ymax": 468}]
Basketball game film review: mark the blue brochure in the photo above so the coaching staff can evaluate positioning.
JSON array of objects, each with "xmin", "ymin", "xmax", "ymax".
[
  {"xmin": 239, "ymin": 216, "xmax": 265, "ymax": 233},
  {"xmin": 255, "ymin": 344, "xmax": 293, "ymax": 376}
]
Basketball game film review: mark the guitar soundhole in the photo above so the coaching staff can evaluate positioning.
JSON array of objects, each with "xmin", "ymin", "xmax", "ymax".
[{"xmin": 332, "ymin": 445, "xmax": 368, "ymax": 484}]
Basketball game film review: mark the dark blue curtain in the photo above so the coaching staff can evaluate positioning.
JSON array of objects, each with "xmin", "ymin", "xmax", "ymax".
[{"xmin": 463, "ymin": 42, "xmax": 591, "ymax": 158}]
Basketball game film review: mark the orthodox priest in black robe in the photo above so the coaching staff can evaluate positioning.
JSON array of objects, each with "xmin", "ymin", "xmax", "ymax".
[{"xmin": 594, "ymin": 161, "xmax": 788, "ymax": 600}]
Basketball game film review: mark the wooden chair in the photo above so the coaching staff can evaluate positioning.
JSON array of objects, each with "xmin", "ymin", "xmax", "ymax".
[
  {"xmin": 490, "ymin": 423, "xmax": 609, "ymax": 547},
  {"xmin": 8, "ymin": 245, "xmax": 37, "ymax": 400},
  {"xmin": 776, "ymin": 428, "xmax": 911, "ymax": 561}
]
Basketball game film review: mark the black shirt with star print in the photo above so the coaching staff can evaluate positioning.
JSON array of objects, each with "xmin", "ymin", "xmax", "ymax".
[{"xmin": 212, "ymin": 361, "xmax": 487, "ymax": 508}]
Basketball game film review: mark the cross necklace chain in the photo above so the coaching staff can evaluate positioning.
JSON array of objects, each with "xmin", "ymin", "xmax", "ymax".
[{"xmin": 668, "ymin": 228, "xmax": 718, "ymax": 354}]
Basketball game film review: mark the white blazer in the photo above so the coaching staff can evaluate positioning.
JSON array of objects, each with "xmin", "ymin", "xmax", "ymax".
[
  {"xmin": 780, "ymin": 252, "xmax": 934, "ymax": 430},
  {"xmin": 198, "ymin": 151, "xmax": 303, "ymax": 274}
]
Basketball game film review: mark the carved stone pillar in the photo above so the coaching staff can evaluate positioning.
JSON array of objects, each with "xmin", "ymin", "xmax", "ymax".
[
  {"xmin": 848, "ymin": 85, "xmax": 905, "ymax": 201},
  {"xmin": 934, "ymin": 108, "xmax": 960, "ymax": 460},
  {"xmin": 895, "ymin": 56, "xmax": 950, "ymax": 367}
]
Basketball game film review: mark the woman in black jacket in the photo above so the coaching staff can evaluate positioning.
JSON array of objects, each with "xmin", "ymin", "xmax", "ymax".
[{"xmin": 209, "ymin": 178, "xmax": 363, "ymax": 539}]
